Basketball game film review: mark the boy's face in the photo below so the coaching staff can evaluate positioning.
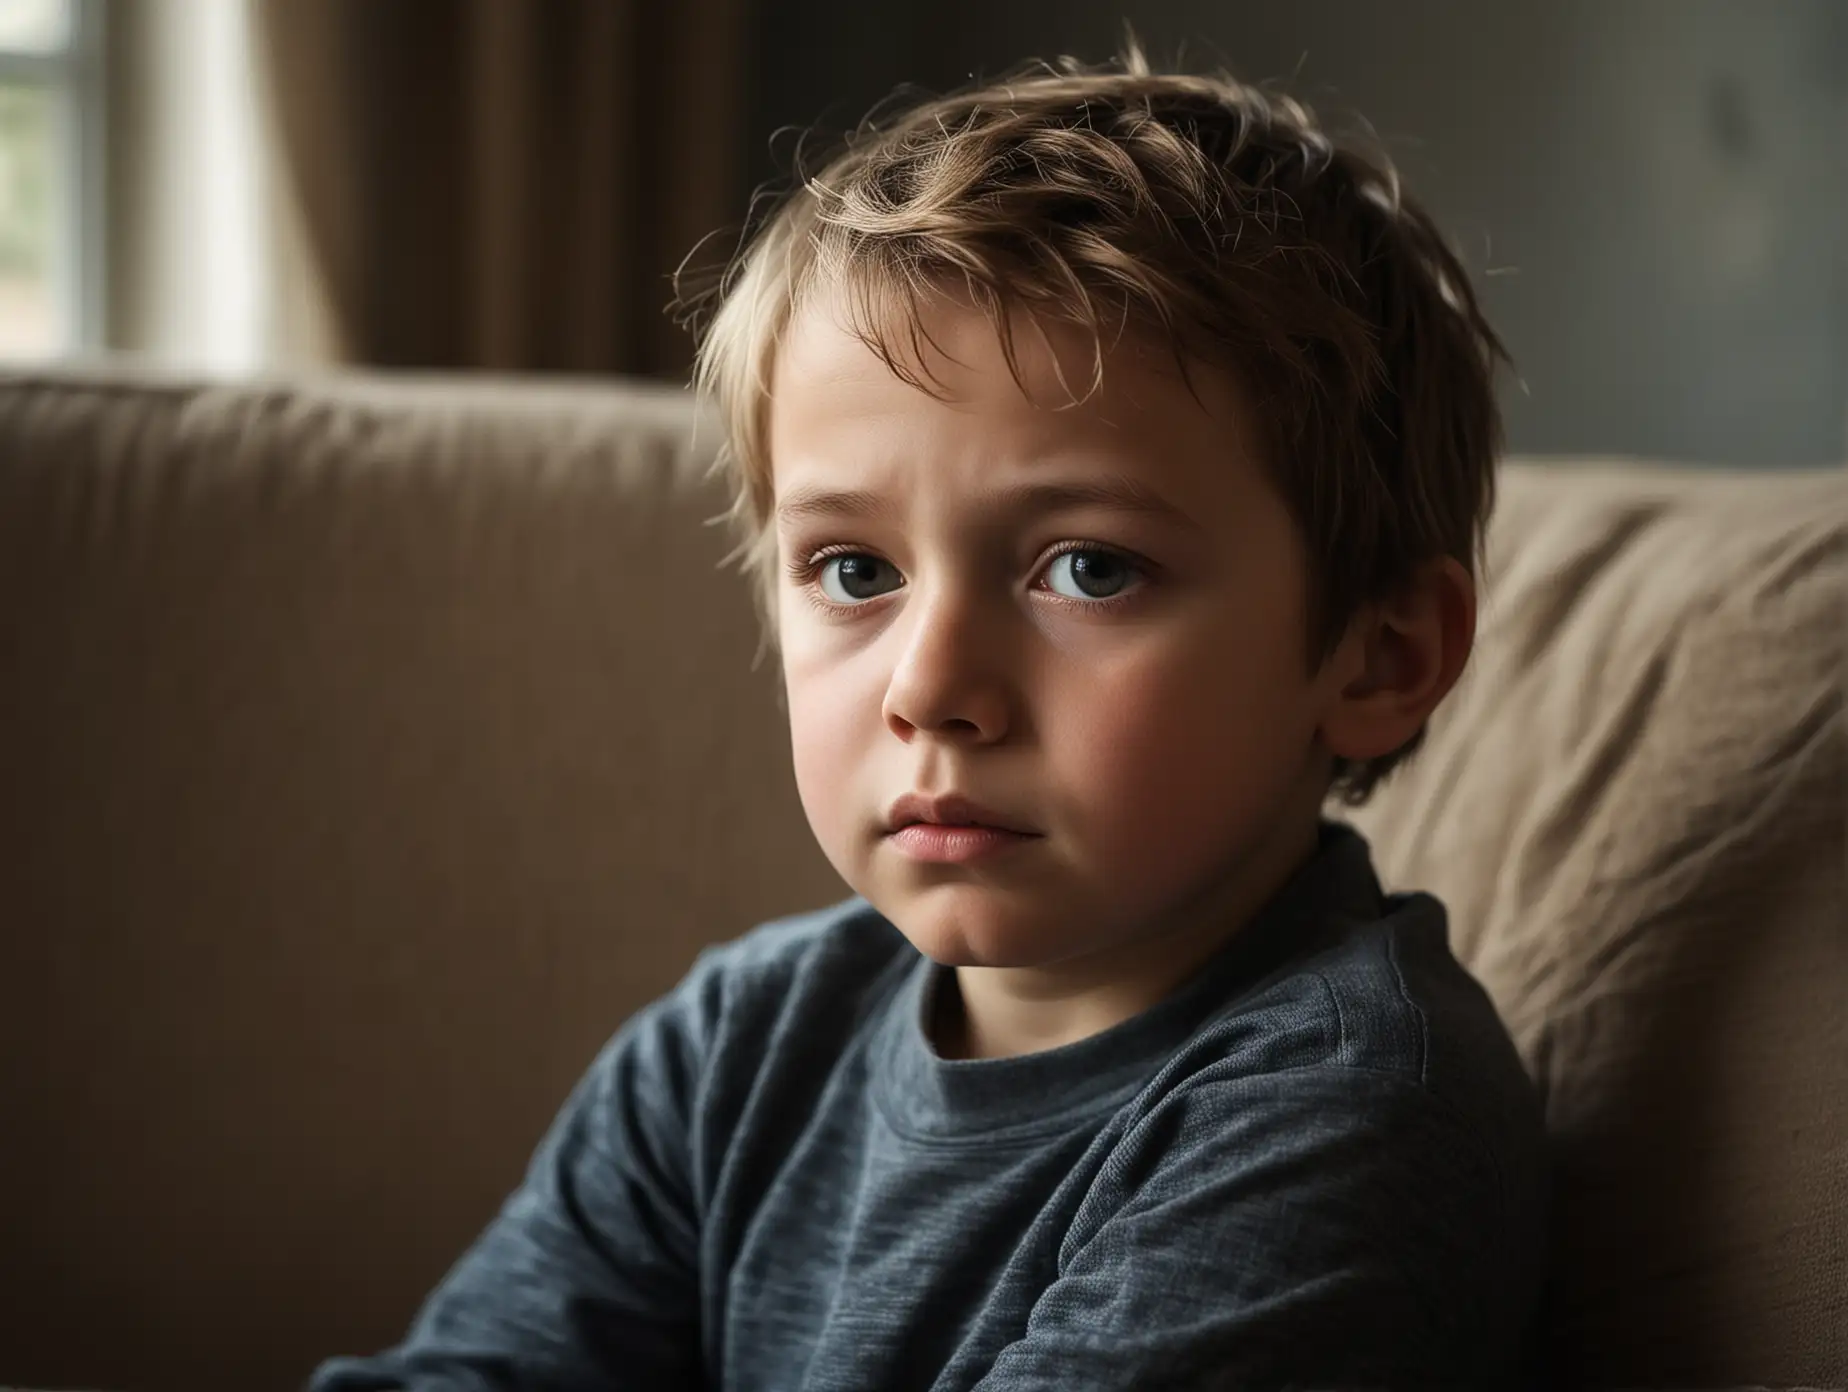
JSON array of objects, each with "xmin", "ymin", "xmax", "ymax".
[{"xmin": 766, "ymin": 293, "xmax": 1353, "ymax": 974}]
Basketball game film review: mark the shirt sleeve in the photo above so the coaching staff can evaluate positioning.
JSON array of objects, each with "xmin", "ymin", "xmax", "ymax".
[
  {"xmin": 309, "ymin": 960, "xmax": 717, "ymax": 1392},
  {"xmin": 972, "ymin": 1065, "xmax": 1529, "ymax": 1392}
]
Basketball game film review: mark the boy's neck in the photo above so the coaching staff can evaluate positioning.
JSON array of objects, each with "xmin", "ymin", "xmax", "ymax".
[{"xmin": 933, "ymin": 810, "xmax": 1323, "ymax": 1062}]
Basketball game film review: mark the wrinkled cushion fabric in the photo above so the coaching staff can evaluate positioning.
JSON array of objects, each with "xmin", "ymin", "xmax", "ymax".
[
  {"xmin": 0, "ymin": 367, "xmax": 845, "ymax": 1390},
  {"xmin": 1349, "ymin": 463, "xmax": 1848, "ymax": 1387}
]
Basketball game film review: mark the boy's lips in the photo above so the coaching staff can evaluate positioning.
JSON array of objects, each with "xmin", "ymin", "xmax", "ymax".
[
  {"xmin": 882, "ymin": 792, "xmax": 1039, "ymax": 837},
  {"xmin": 887, "ymin": 822, "xmax": 1036, "ymax": 864},
  {"xmin": 882, "ymin": 794, "xmax": 1043, "ymax": 864}
]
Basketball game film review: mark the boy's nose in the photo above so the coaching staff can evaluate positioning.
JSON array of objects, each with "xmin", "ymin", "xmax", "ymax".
[{"xmin": 880, "ymin": 591, "xmax": 1013, "ymax": 745}]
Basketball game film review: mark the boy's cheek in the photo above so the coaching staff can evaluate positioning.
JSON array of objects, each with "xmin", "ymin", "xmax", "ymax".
[
  {"xmin": 1053, "ymin": 663, "xmax": 1305, "ymax": 851},
  {"xmin": 784, "ymin": 674, "xmax": 880, "ymax": 872}
]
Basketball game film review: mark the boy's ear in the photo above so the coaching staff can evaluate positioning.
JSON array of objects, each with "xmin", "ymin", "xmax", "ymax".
[{"xmin": 1318, "ymin": 556, "xmax": 1477, "ymax": 766}]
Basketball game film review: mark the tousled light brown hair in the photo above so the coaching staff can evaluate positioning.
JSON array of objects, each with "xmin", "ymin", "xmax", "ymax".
[{"xmin": 673, "ymin": 41, "xmax": 1508, "ymax": 804}]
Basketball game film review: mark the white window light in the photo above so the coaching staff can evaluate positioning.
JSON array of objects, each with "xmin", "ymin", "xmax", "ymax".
[
  {"xmin": 0, "ymin": 0, "xmax": 102, "ymax": 360},
  {"xmin": 139, "ymin": 0, "xmax": 261, "ymax": 371}
]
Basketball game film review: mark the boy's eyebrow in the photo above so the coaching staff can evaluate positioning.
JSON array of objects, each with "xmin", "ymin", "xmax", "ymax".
[{"xmin": 775, "ymin": 474, "xmax": 1204, "ymax": 532}]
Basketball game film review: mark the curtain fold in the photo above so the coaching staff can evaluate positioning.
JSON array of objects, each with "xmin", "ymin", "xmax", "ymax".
[
  {"xmin": 105, "ymin": 0, "xmax": 342, "ymax": 367},
  {"xmin": 254, "ymin": 0, "xmax": 748, "ymax": 377}
]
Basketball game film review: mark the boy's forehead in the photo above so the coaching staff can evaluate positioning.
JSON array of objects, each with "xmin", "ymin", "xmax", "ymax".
[
  {"xmin": 769, "ymin": 287, "xmax": 1246, "ymax": 449},
  {"xmin": 765, "ymin": 291, "xmax": 1272, "ymax": 530}
]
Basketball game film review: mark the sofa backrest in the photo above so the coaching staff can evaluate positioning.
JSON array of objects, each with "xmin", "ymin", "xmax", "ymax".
[
  {"xmin": 2, "ymin": 366, "xmax": 1843, "ymax": 1390},
  {"xmin": 1348, "ymin": 462, "xmax": 1848, "ymax": 1387},
  {"xmin": 0, "ymin": 367, "xmax": 845, "ymax": 1390}
]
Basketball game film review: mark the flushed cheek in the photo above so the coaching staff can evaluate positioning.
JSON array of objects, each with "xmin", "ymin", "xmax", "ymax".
[
  {"xmin": 1050, "ymin": 655, "xmax": 1306, "ymax": 885},
  {"xmin": 784, "ymin": 658, "xmax": 884, "ymax": 880}
]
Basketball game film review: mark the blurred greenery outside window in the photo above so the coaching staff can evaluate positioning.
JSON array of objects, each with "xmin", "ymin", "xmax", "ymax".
[{"xmin": 0, "ymin": 0, "xmax": 100, "ymax": 359}]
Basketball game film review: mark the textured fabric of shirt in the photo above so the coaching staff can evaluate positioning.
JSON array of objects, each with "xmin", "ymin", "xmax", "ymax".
[{"xmin": 311, "ymin": 822, "xmax": 1547, "ymax": 1391}]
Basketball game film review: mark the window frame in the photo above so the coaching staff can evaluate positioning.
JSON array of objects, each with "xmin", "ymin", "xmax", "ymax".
[{"xmin": 0, "ymin": 0, "xmax": 104, "ymax": 355}]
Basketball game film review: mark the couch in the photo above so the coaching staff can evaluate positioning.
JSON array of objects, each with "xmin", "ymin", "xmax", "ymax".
[{"xmin": 1, "ymin": 365, "xmax": 1842, "ymax": 1391}]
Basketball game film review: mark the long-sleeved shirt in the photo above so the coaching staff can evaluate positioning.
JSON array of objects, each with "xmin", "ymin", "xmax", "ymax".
[{"xmin": 311, "ymin": 820, "xmax": 1546, "ymax": 1390}]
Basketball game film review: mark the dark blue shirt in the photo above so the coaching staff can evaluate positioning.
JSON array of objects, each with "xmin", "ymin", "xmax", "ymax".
[{"xmin": 313, "ymin": 822, "xmax": 1546, "ymax": 1390}]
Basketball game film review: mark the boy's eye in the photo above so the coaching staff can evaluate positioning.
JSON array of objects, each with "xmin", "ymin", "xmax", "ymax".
[
  {"xmin": 1042, "ymin": 548, "xmax": 1138, "ymax": 600},
  {"xmin": 819, "ymin": 553, "xmax": 903, "ymax": 604}
]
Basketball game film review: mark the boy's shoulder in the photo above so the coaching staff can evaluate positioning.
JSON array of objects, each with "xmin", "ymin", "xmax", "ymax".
[
  {"xmin": 697, "ymin": 893, "xmax": 900, "ymax": 986},
  {"xmin": 1177, "ymin": 880, "xmax": 1535, "ymax": 1118},
  {"xmin": 1136, "ymin": 872, "xmax": 1544, "ymax": 1235},
  {"xmin": 665, "ymin": 893, "xmax": 907, "ymax": 1041}
]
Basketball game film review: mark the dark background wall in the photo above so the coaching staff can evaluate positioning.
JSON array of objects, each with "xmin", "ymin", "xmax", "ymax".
[{"xmin": 747, "ymin": 0, "xmax": 1848, "ymax": 466}]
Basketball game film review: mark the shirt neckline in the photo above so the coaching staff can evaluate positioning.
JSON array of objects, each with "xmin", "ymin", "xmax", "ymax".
[{"xmin": 870, "ymin": 820, "xmax": 1383, "ymax": 1143}]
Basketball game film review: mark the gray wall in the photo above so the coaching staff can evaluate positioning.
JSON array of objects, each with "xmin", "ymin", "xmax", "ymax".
[{"xmin": 749, "ymin": 0, "xmax": 1848, "ymax": 466}]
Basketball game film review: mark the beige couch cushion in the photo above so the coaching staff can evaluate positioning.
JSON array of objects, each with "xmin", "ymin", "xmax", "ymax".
[
  {"xmin": 0, "ymin": 367, "xmax": 844, "ymax": 1391},
  {"xmin": 1349, "ymin": 462, "xmax": 1848, "ymax": 1387}
]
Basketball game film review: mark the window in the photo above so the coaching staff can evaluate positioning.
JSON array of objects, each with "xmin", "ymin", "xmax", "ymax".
[{"xmin": 0, "ymin": 0, "xmax": 102, "ymax": 359}]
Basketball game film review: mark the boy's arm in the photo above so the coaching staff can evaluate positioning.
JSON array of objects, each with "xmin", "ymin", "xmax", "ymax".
[
  {"xmin": 975, "ymin": 1066, "xmax": 1536, "ymax": 1392},
  {"xmin": 311, "ymin": 970, "xmax": 715, "ymax": 1391}
]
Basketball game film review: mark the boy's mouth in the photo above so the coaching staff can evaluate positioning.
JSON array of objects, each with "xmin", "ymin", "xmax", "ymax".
[
  {"xmin": 883, "ymin": 793, "xmax": 1039, "ymax": 837},
  {"xmin": 883, "ymin": 793, "xmax": 1042, "ymax": 866}
]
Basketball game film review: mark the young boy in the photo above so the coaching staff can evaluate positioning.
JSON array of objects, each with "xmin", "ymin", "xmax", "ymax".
[{"xmin": 315, "ymin": 46, "xmax": 1545, "ymax": 1392}]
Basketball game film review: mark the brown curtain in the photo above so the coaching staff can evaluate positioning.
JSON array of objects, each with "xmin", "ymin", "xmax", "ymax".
[{"xmin": 254, "ymin": 0, "xmax": 749, "ymax": 377}]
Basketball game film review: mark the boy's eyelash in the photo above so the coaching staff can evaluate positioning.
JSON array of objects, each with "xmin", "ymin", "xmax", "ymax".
[
  {"xmin": 1037, "ymin": 539, "xmax": 1137, "ymax": 568},
  {"xmin": 786, "ymin": 543, "xmax": 863, "ymax": 583}
]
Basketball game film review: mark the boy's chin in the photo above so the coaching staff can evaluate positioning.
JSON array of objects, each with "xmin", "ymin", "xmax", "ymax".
[{"xmin": 879, "ymin": 890, "xmax": 1075, "ymax": 970}]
